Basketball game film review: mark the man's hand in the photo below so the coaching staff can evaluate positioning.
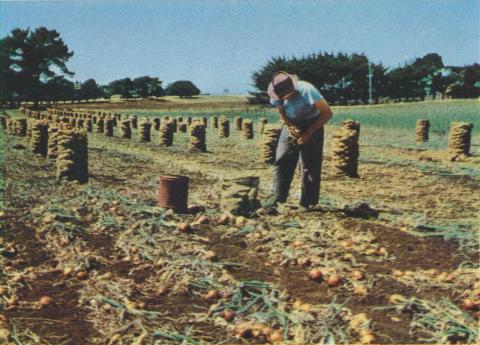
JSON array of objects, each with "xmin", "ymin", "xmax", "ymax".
[
  {"xmin": 296, "ymin": 131, "xmax": 312, "ymax": 145},
  {"xmin": 287, "ymin": 126, "xmax": 301, "ymax": 141}
]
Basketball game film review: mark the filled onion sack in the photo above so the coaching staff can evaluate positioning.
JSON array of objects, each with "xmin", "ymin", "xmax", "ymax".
[
  {"xmin": 96, "ymin": 118, "xmax": 104, "ymax": 133},
  {"xmin": 56, "ymin": 128, "xmax": 88, "ymax": 184},
  {"xmin": 189, "ymin": 121, "xmax": 207, "ymax": 152},
  {"xmin": 220, "ymin": 176, "xmax": 260, "ymax": 216},
  {"xmin": 416, "ymin": 119, "xmax": 429, "ymax": 143},
  {"xmin": 242, "ymin": 119, "xmax": 254, "ymax": 139},
  {"xmin": 30, "ymin": 119, "xmax": 49, "ymax": 157},
  {"xmin": 120, "ymin": 120, "xmax": 132, "ymax": 139},
  {"xmin": 47, "ymin": 125, "xmax": 59, "ymax": 159},
  {"xmin": 234, "ymin": 116, "xmax": 243, "ymax": 130},
  {"xmin": 261, "ymin": 124, "xmax": 281, "ymax": 164},
  {"xmin": 219, "ymin": 117, "xmax": 230, "ymax": 138},
  {"xmin": 139, "ymin": 119, "xmax": 152, "ymax": 142},
  {"xmin": 448, "ymin": 122, "xmax": 473, "ymax": 156},
  {"xmin": 331, "ymin": 128, "xmax": 360, "ymax": 178},
  {"xmin": 159, "ymin": 120, "xmax": 174, "ymax": 146},
  {"xmin": 104, "ymin": 118, "xmax": 114, "ymax": 137}
]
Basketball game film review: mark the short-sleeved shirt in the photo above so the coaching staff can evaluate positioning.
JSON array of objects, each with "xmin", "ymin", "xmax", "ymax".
[{"xmin": 270, "ymin": 80, "xmax": 323, "ymax": 123}]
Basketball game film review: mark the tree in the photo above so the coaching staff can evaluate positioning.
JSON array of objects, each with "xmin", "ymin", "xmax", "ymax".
[
  {"xmin": 43, "ymin": 76, "xmax": 75, "ymax": 101},
  {"xmin": 79, "ymin": 78, "xmax": 102, "ymax": 99},
  {"xmin": 108, "ymin": 78, "xmax": 134, "ymax": 98},
  {"xmin": 444, "ymin": 63, "xmax": 480, "ymax": 98},
  {"xmin": 132, "ymin": 76, "xmax": 165, "ymax": 97},
  {"xmin": 249, "ymin": 52, "xmax": 387, "ymax": 105},
  {"xmin": 1, "ymin": 27, "xmax": 74, "ymax": 102},
  {"xmin": 165, "ymin": 80, "xmax": 200, "ymax": 98}
]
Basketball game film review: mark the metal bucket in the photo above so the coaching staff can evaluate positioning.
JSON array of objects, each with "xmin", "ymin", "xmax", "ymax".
[{"xmin": 157, "ymin": 175, "xmax": 189, "ymax": 213}]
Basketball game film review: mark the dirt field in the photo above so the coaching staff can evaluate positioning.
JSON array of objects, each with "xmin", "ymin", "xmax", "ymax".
[{"xmin": 1, "ymin": 106, "xmax": 479, "ymax": 344}]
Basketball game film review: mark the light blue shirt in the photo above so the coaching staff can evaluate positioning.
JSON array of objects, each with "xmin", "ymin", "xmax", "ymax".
[{"xmin": 270, "ymin": 80, "xmax": 323, "ymax": 123}]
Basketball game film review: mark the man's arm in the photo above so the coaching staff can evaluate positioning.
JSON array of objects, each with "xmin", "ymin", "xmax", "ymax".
[
  {"xmin": 278, "ymin": 107, "xmax": 301, "ymax": 139},
  {"xmin": 297, "ymin": 99, "xmax": 333, "ymax": 144}
]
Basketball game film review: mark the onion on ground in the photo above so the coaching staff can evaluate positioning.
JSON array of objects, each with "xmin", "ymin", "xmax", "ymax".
[
  {"xmin": 308, "ymin": 268, "xmax": 323, "ymax": 281},
  {"xmin": 326, "ymin": 274, "xmax": 343, "ymax": 287}
]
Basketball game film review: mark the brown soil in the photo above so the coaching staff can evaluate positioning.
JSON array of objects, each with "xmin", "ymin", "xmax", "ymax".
[
  {"xmin": 2, "ymin": 110, "xmax": 478, "ymax": 344},
  {"xmin": 197, "ymin": 223, "xmax": 467, "ymax": 344}
]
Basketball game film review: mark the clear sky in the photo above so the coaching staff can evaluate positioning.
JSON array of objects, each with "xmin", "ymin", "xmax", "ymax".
[{"xmin": 1, "ymin": 0, "xmax": 478, "ymax": 94}]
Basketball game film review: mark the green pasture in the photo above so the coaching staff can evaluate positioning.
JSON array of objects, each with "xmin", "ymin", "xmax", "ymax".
[{"xmin": 110, "ymin": 99, "xmax": 479, "ymax": 133}]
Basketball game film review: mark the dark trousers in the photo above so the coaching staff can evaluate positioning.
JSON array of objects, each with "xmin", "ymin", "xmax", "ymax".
[{"xmin": 272, "ymin": 124, "xmax": 324, "ymax": 207}]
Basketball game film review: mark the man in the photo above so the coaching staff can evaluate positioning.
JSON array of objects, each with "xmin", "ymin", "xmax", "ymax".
[{"xmin": 265, "ymin": 71, "xmax": 333, "ymax": 210}]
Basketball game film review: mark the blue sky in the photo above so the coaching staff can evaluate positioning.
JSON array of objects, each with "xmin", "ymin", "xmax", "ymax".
[{"xmin": 1, "ymin": 0, "xmax": 478, "ymax": 94}]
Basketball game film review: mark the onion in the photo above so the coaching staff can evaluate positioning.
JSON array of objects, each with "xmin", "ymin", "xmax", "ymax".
[
  {"xmin": 235, "ymin": 322, "xmax": 254, "ymax": 338},
  {"xmin": 444, "ymin": 274, "xmax": 455, "ymax": 283},
  {"xmin": 341, "ymin": 239, "xmax": 355, "ymax": 248},
  {"xmin": 392, "ymin": 270, "xmax": 404, "ymax": 278},
  {"xmin": 308, "ymin": 268, "xmax": 323, "ymax": 281},
  {"xmin": 326, "ymin": 274, "xmax": 343, "ymax": 287},
  {"xmin": 177, "ymin": 223, "xmax": 192, "ymax": 233},
  {"xmin": 0, "ymin": 327, "xmax": 11, "ymax": 342},
  {"xmin": 204, "ymin": 250, "xmax": 217, "ymax": 261},
  {"xmin": 359, "ymin": 328, "xmax": 373, "ymax": 337},
  {"xmin": 376, "ymin": 247, "xmax": 387, "ymax": 256},
  {"xmin": 351, "ymin": 270, "xmax": 365, "ymax": 281},
  {"xmin": 6, "ymin": 296, "xmax": 17, "ymax": 307},
  {"xmin": 293, "ymin": 300, "xmax": 303, "ymax": 310},
  {"xmin": 291, "ymin": 240, "xmax": 304, "ymax": 248},
  {"xmin": 130, "ymin": 246, "xmax": 139, "ymax": 254},
  {"xmin": 353, "ymin": 284, "xmax": 368, "ymax": 296},
  {"xmin": 101, "ymin": 272, "xmax": 113, "ymax": 280},
  {"xmin": 196, "ymin": 215, "xmax": 209, "ymax": 224},
  {"xmin": 462, "ymin": 299, "xmax": 479, "ymax": 311},
  {"xmin": 299, "ymin": 303, "xmax": 312, "ymax": 312},
  {"xmin": 39, "ymin": 296, "xmax": 53, "ymax": 307},
  {"xmin": 157, "ymin": 286, "xmax": 169, "ymax": 296},
  {"xmin": 222, "ymin": 309, "xmax": 235, "ymax": 322},
  {"xmin": 388, "ymin": 294, "xmax": 406, "ymax": 304},
  {"xmin": 235, "ymin": 216, "xmax": 247, "ymax": 226},
  {"xmin": 426, "ymin": 268, "xmax": 440, "ymax": 277},
  {"xmin": 270, "ymin": 329, "xmax": 283, "ymax": 342},
  {"xmin": 205, "ymin": 289, "xmax": 220, "ymax": 300},
  {"xmin": 310, "ymin": 255, "xmax": 322, "ymax": 264},
  {"xmin": 258, "ymin": 324, "xmax": 272, "ymax": 337},
  {"xmin": 217, "ymin": 215, "xmax": 230, "ymax": 225},
  {"xmin": 350, "ymin": 313, "xmax": 368, "ymax": 329},
  {"xmin": 360, "ymin": 333, "xmax": 376, "ymax": 344},
  {"xmin": 76, "ymin": 271, "xmax": 88, "ymax": 280},
  {"xmin": 297, "ymin": 257, "xmax": 311, "ymax": 267},
  {"xmin": 63, "ymin": 267, "xmax": 74, "ymax": 276}
]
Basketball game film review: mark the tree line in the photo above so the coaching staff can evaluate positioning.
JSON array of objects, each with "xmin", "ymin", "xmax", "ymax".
[
  {"xmin": 249, "ymin": 52, "xmax": 479, "ymax": 105},
  {"xmin": 1, "ymin": 27, "xmax": 478, "ymax": 105},
  {"xmin": 1, "ymin": 27, "xmax": 201, "ymax": 103}
]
